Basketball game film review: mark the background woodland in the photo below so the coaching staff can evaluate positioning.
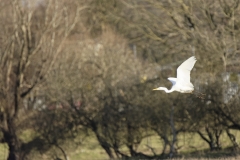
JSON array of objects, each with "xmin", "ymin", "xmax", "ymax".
[{"xmin": 1, "ymin": 0, "xmax": 240, "ymax": 160}]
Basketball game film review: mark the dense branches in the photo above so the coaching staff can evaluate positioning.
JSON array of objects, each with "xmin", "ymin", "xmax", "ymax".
[{"xmin": 1, "ymin": 0, "xmax": 240, "ymax": 159}]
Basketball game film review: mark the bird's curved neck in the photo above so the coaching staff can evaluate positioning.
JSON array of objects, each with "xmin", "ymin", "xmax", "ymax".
[{"xmin": 163, "ymin": 87, "xmax": 174, "ymax": 93}]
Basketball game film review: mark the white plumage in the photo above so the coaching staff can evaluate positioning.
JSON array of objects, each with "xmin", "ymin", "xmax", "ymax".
[{"xmin": 153, "ymin": 56, "xmax": 197, "ymax": 93}]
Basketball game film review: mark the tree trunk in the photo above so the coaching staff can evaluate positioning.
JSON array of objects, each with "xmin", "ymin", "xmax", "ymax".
[
  {"xmin": 55, "ymin": 144, "xmax": 69, "ymax": 160},
  {"xmin": 128, "ymin": 144, "xmax": 137, "ymax": 157},
  {"xmin": 226, "ymin": 129, "xmax": 239, "ymax": 150},
  {"xmin": 3, "ymin": 119, "xmax": 21, "ymax": 160},
  {"xmin": 89, "ymin": 120, "xmax": 114, "ymax": 159},
  {"xmin": 161, "ymin": 135, "xmax": 170, "ymax": 155},
  {"xmin": 169, "ymin": 105, "xmax": 177, "ymax": 158},
  {"xmin": 197, "ymin": 128, "xmax": 222, "ymax": 151},
  {"xmin": 95, "ymin": 134, "xmax": 114, "ymax": 159}
]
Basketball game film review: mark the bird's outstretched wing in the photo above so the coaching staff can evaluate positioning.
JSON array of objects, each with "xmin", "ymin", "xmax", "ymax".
[{"xmin": 177, "ymin": 56, "xmax": 197, "ymax": 83}]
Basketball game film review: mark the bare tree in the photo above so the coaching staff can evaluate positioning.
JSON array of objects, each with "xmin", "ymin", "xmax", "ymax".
[
  {"xmin": 15, "ymin": 0, "xmax": 240, "ymax": 158},
  {"xmin": 0, "ymin": 0, "xmax": 86, "ymax": 159}
]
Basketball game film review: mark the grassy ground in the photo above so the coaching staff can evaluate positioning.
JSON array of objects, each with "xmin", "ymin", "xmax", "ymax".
[
  {"xmin": 69, "ymin": 134, "xmax": 109, "ymax": 160},
  {"xmin": 0, "ymin": 144, "xmax": 7, "ymax": 160},
  {"xmin": 0, "ymin": 131, "xmax": 240, "ymax": 160},
  {"xmin": 69, "ymin": 131, "xmax": 240, "ymax": 160}
]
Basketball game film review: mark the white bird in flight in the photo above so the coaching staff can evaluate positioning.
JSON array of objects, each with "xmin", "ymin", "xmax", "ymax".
[{"xmin": 153, "ymin": 56, "xmax": 197, "ymax": 93}]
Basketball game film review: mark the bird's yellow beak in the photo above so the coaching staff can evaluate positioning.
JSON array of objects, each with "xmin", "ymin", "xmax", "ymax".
[{"xmin": 153, "ymin": 88, "xmax": 158, "ymax": 90}]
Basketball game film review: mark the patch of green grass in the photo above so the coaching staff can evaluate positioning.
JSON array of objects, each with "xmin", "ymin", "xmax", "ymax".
[
  {"xmin": 132, "ymin": 131, "xmax": 240, "ymax": 159},
  {"xmin": 69, "ymin": 134, "xmax": 109, "ymax": 160},
  {"xmin": 0, "ymin": 143, "xmax": 8, "ymax": 160},
  {"xmin": 68, "ymin": 130, "xmax": 240, "ymax": 160},
  {"xmin": 0, "ymin": 130, "xmax": 240, "ymax": 160}
]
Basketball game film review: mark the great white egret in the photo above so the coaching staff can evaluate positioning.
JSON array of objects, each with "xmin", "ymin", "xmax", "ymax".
[{"xmin": 153, "ymin": 56, "xmax": 197, "ymax": 93}]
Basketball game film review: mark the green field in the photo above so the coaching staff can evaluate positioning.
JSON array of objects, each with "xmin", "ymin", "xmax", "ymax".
[{"xmin": 0, "ymin": 131, "xmax": 240, "ymax": 160}]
